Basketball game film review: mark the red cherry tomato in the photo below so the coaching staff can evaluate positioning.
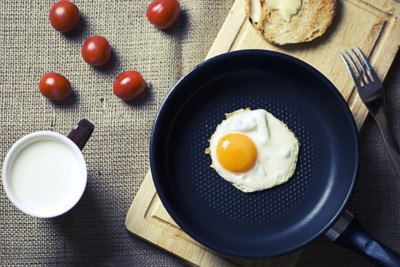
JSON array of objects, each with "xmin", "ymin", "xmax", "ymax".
[
  {"xmin": 113, "ymin": 71, "xmax": 146, "ymax": 100},
  {"xmin": 81, "ymin": 36, "xmax": 111, "ymax": 66},
  {"xmin": 49, "ymin": 0, "xmax": 80, "ymax": 33},
  {"xmin": 146, "ymin": 0, "xmax": 180, "ymax": 29},
  {"xmin": 39, "ymin": 73, "xmax": 72, "ymax": 101}
]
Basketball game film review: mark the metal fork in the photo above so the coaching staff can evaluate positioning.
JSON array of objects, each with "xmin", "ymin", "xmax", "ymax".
[{"xmin": 341, "ymin": 46, "xmax": 400, "ymax": 179}]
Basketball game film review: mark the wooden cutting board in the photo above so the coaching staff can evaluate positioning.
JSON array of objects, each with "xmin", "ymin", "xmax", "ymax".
[{"xmin": 126, "ymin": 0, "xmax": 400, "ymax": 266}]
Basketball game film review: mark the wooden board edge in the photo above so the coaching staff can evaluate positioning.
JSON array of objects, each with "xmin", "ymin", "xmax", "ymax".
[
  {"xmin": 206, "ymin": 0, "xmax": 246, "ymax": 60},
  {"xmin": 125, "ymin": 169, "xmax": 153, "ymax": 232},
  {"xmin": 362, "ymin": 0, "xmax": 400, "ymax": 15}
]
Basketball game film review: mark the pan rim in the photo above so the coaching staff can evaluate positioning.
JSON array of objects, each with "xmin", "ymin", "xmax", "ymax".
[{"xmin": 150, "ymin": 49, "xmax": 360, "ymax": 258}]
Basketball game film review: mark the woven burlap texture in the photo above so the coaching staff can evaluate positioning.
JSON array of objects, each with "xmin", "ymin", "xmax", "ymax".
[{"xmin": 1, "ymin": 0, "xmax": 400, "ymax": 266}]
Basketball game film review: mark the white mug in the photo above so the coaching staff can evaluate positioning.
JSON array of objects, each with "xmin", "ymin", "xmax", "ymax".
[{"xmin": 2, "ymin": 119, "xmax": 94, "ymax": 218}]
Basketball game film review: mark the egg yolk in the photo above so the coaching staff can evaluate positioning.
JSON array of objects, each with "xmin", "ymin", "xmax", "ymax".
[{"xmin": 216, "ymin": 134, "xmax": 258, "ymax": 173}]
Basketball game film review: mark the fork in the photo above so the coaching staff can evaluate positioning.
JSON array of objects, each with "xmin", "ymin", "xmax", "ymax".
[{"xmin": 341, "ymin": 46, "xmax": 400, "ymax": 179}]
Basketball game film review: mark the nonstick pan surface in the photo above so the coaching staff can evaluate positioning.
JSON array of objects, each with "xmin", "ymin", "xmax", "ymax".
[{"xmin": 150, "ymin": 50, "xmax": 359, "ymax": 258}]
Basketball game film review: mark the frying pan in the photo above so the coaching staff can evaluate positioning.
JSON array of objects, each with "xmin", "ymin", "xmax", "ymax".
[{"xmin": 150, "ymin": 50, "xmax": 400, "ymax": 265}]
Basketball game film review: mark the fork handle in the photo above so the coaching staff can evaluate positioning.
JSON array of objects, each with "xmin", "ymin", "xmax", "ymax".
[{"xmin": 374, "ymin": 115, "xmax": 400, "ymax": 179}]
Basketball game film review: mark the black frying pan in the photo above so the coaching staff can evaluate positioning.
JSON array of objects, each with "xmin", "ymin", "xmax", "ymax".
[{"xmin": 150, "ymin": 50, "xmax": 400, "ymax": 265}]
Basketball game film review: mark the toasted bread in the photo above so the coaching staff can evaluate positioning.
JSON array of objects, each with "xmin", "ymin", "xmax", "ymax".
[{"xmin": 245, "ymin": 0, "xmax": 337, "ymax": 45}]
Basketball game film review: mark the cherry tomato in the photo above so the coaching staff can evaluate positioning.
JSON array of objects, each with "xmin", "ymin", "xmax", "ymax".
[
  {"xmin": 146, "ymin": 0, "xmax": 180, "ymax": 29},
  {"xmin": 39, "ymin": 73, "xmax": 72, "ymax": 101},
  {"xmin": 113, "ymin": 71, "xmax": 146, "ymax": 100},
  {"xmin": 81, "ymin": 36, "xmax": 111, "ymax": 66},
  {"xmin": 49, "ymin": 0, "xmax": 80, "ymax": 33}
]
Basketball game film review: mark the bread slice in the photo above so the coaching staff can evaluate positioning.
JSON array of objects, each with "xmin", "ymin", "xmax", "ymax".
[{"xmin": 245, "ymin": 0, "xmax": 337, "ymax": 45}]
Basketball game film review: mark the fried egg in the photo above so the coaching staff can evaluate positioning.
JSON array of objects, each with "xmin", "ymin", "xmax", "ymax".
[{"xmin": 207, "ymin": 108, "xmax": 299, "ymax": 193}]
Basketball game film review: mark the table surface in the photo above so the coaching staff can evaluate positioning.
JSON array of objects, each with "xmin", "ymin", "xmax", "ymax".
[{"xmin": 1, "ymin": 0, "xmax": 399, "ymax": 266}]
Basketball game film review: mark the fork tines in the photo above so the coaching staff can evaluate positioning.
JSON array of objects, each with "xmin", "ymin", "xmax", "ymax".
[{"xmin": 340, "ymin": 46, "xmax": 380, "ymax": 88}]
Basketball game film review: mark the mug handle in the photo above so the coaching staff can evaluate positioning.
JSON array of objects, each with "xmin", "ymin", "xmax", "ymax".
[{"xmin": 67, "ymin": 119, "xmax": 95, "ymax": 150}]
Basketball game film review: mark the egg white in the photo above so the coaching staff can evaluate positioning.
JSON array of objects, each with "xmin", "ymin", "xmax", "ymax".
[{"xmin": 208, "ymin": 108, "xmax": 300, "ymax": 193}]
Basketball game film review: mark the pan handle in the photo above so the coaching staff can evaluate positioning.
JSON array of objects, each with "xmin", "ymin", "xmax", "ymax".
[{"xmin": 326, "ymin": 210, "xmax": 400, "ymax": 267}]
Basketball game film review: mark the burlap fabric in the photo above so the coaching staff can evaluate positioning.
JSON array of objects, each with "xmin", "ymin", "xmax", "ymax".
[{"xmin": 0, "ymin": 0, "xmax": 399, "ymax": 266}]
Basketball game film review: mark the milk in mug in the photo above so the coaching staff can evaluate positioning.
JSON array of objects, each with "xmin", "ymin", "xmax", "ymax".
[{"xmin": 3, "ymin": 132, "xmax": 87, "ymax": 218}]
